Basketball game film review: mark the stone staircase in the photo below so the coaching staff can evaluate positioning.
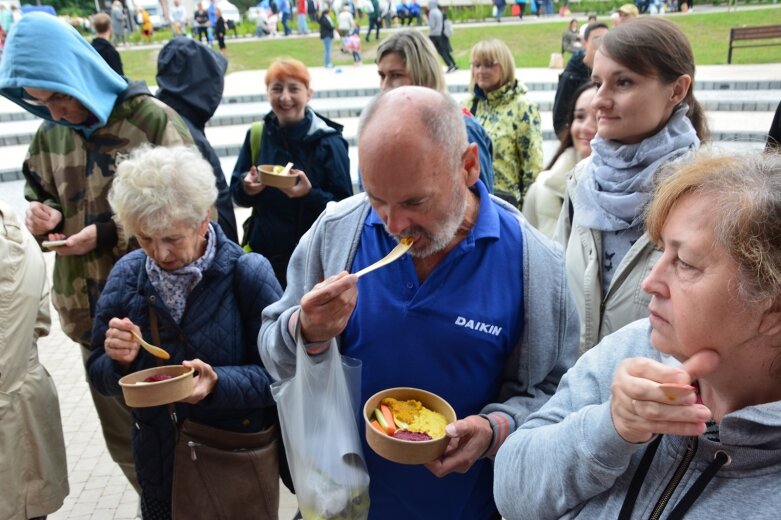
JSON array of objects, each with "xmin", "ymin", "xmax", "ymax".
[{"xmin": 0, "ymin": 71, "xmax": 776, "ymax": 187}]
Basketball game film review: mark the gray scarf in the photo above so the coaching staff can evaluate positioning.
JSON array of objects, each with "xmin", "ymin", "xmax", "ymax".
[{"xmin": 573, "ymin": 104, "xmax": 699, "ymax": 232}]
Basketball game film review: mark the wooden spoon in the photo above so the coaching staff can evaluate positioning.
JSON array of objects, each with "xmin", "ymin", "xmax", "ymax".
[
  {"xmin": 272, "ymin": 161, "xmax": 294, "ymax": 175},
  {"xmin": 130, "ymin": 331, "xmax": 171, "ymax": 360},
  {"xmin": 354, "ymin": 237, "xmax": 414, "ymax": 278},
  {"xmin": 280, "ymin": 161, "xmax": 294, "ymax": 175},
  {"xmin": 658, "ymin": 382, "xmax": 696, "ymax": 402}
]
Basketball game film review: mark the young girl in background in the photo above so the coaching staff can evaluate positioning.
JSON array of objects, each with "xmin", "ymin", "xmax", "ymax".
[
  {"xmin": 523, "ymin": 81, "xmax": 597, "ymax": 238},
  {"xmin": 345, "ymin": 27, "xmax": 362, "ymax": 64}
]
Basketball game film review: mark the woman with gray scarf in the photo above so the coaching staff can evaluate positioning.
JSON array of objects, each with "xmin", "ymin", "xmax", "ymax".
[{"xmin": 554, "ymin": 17, "xmax": 708, "ymax": 354}]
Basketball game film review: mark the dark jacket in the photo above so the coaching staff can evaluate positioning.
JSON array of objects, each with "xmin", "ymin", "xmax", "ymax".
[
  {"xmin": 91, "ymin": 36, "xmax": 124, "ymax": 76},
  {"xmin": 368, "ymin": 0, "xmax": 380, "ymax": 19},
  {"xmin": 463, "ymin": 111, "xmax": 495, "ymax": 193},
  {"xmin": 319, "ymin": 11, "xmax": 334, "ymax": 39},
  {"xmin": 230, "ymin": 108, "xmax": 352, "ymax": 285},
  {"xmin": 156, "ymin": 37, "xmax": 239, "ymax": 243},
  {"xmin": 552, "ymin": 49, "xmax": 589, "ymax": 139},
  {"xmin": 767, "ymin": 99, "xmax": 781, "ymax": 151},
  {"xmin": 87, "ymin": 224, "xmax": 282, "ymax": 502}
]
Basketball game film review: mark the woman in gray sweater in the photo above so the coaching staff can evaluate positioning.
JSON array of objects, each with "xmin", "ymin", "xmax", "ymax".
[{"xmin": 495, "ymin": 151, "xmax": 781, "ymax": 519}]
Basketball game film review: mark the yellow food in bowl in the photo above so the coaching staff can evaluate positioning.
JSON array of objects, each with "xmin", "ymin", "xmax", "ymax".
[
  {"xmin": 381, "ymin": 397, "xmax": 447, "ymax": 440},
  {"xmin": 272, "ymin": 165, "xmax": 287, "ymax": 175}
]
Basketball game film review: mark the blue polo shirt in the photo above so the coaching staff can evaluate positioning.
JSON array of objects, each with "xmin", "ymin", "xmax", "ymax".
[{"xmin": 342, "ymin": 180, "xmax": 524, "ymax": 519}]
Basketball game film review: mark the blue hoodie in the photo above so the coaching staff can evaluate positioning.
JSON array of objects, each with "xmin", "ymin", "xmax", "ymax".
[
  {"xmin": 0, "ymin": 12, "xmax": 127, "ymax": 136},
  {"xmin": 0, "ymin": 12, "xmax": 193, "ymax": 347}
]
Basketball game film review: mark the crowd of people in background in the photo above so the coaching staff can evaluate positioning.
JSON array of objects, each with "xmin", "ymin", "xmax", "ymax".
[
  {"xmin": 0, "ymin": 0, "xmax": 671, "ymax": 62},
  {"xmin": 2, "ymin": 3, "xmax": 781, "ymax": 520},
  {"xmin": 0, "ymin": 0, "xmax": 703, "ymax": 60}
]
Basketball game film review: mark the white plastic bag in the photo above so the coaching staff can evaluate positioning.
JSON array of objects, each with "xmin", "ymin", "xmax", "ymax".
[{"xmin": 271, "ymin": 334, "xmax": 370, "ymax": 520}]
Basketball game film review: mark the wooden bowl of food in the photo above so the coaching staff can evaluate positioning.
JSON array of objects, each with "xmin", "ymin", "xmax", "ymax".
[
  {"xmin": 363, "ymin": 387, "xmax": 456, "ymax": 465},
  {"xmin": 119, "ymin": 365, "xmax": 194, "ymax": 408},
  {"xmin": 258, "ymin": 164, "xmax": 298, "ymax": 188}
]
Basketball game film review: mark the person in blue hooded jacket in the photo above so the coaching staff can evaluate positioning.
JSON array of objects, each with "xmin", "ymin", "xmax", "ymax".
[
  {"xmin": 156, "ymin": 37, "xmax": 239, "ymax": 244},
  {"xmin": 230, "ymin": 58, "xmax": 352, "ymax": 288},
  {"xmin": 0, "ymin": 12, "xmax": 192, "ymax": 495}
]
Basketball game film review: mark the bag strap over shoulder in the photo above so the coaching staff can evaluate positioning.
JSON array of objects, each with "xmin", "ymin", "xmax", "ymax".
[{"xmin": 250, "ymin": 121, "xmax": 264, "ymax": 166}]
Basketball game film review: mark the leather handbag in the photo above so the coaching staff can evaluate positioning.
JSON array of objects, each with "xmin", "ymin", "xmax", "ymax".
[
  {"xmin": 147, "ymin": 300, "xmax": 281, "ymax": 519},
  {"xmin": 172, "ymin": 418, "xmax": 280, "ymax": 519}
]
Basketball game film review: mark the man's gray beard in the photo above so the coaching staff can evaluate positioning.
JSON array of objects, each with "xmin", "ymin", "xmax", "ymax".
[{"xmin": 387, "ymin": 184, "xmax": 468, "ymax": 259}]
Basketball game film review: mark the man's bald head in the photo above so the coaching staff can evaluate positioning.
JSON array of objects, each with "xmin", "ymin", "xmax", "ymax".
[
  {"xmin": 357, "ymin": 86, "xmax": 481, "ymax": 259},
  {"xmin": 358, "ymin": 86, "xmax": 467, "ymax": 173}
]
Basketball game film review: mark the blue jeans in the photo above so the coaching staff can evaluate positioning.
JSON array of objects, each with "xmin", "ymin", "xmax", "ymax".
[
  {"xmin": 366, "ymin": 16, "xmax": 380, "ymax": 40},
  {"xmin": 297, "ymin": 13, "xmax": 308, "ymax": 33},
  {"xmin": 322, "ymin": 36, "xmax": 332, "ymax": 67},
  {"xmin": 281, "ymin": 12, "xmax": 292, "ymax": 35}
]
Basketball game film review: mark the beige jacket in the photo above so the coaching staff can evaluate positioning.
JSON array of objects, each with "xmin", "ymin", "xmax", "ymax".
[
  {"xmin": 522, "ymin": 147, "xmax": 579, "ymax": 239},
  {"xmin": 0, "ymin": 200, "xmax": 69, "ymax": 519},
  {"xmin": 554, "ymin": 162, "xmax": 661, "ymax": 355}
]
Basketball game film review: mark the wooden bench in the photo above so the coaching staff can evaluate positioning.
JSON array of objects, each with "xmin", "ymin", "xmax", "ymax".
[{"xmin": 728, "ymin": 24, "xmax": 781, "ymax": 64}]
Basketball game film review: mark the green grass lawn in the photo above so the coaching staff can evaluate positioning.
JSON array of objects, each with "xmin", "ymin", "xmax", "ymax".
[{"xmin": 121, "ymin": 7, "xmax": 781, "ymax": 85}]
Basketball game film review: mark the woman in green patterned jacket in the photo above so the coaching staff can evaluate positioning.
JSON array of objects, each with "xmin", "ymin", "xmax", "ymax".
[{"xmin": 463, "ymin": 38, "xmax": 543, "ymax": 208}]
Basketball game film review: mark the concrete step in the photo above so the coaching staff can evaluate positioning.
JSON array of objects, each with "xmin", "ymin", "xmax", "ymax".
[
  {"xmin": 1, "ymin": 77, "xmax": 778, "ymax": 124},
  {"xmin": 1, "ymin": 121, "xmax": 771, "ymax": 185},
  {"xmin": 204, "ymin": 109, "xmax": 776, "ymax": 148},
  {"xmin": 208, "ymin": 89, "xmax": 781, "ymax": 128},
  {"xmin": 1, "ymin": 136, "xmax": 766, "ymax": 208},
  {"xmin": 1, "ymin": 62, "xmax": 776, "ymax": 183},
  {"xmin": 0, "ymin": 100, "xmax": 774, "ymax": 148}
]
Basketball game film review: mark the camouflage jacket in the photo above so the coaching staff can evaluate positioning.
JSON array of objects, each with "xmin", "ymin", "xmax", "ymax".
[
  {"xmin": 23, "ymin": 86, "xmax": 192, "ymax": 346},
  {"xmin": 464, "ymin": 80, "xmax": 544, "ymax": 208}
]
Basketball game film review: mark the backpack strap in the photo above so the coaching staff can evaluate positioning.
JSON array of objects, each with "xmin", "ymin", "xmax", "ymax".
[
  {"xmin": 242, "ymin": 122, "xmax": 264, "ymax": 251},
  {"xmin": 470, "ymin": 98, "xmax": 479, "ymax": 117},
  {"xmin": 250, "ymin": 121, "xmax": 264, "ymax": 166}
]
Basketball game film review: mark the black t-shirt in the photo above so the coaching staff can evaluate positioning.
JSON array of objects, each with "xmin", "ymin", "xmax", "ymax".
[
  {"xmin": 91, "ymin": 37, "xmax": 124, "ymax": 77},
  {"xmin": 194, "ymin": 8, "xmax": 209, "ymax": 25}
]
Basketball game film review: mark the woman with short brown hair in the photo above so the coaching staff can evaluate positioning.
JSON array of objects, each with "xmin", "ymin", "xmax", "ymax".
[{"xmin": 496, "ymin": 151, "xmax": 781, "ymax": 519}]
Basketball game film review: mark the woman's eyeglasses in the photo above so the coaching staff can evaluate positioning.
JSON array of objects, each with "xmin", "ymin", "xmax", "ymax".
[
  {"xmin": 21, "ymin": 91, "xmax": 75, "ymax": 108},
  {"xmin": 470, "ymin": 61, "xmax": 499, "ymax": 70}
]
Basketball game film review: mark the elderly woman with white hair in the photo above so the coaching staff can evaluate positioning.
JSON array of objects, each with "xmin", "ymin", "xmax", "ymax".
[{"xmin": 86, "ymin": 145, "xmax": 283, "ymax": 520}]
